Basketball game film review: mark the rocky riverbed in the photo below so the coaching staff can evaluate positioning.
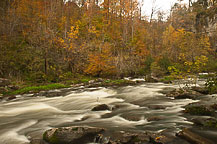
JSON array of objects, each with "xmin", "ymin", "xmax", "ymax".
[{"xmin": 0, "ymin": 78, "xmax": 216, "ymax": 144}]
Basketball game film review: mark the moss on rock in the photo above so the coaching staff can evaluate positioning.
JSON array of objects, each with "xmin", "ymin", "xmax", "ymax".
[{"xmin": 185, "ymin": 105, "xmax": 212, "ymax": 116}]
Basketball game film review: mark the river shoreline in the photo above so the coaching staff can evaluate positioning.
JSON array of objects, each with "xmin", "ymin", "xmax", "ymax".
[{"xmin": 0, "ymin": 77, "xmax": 147, "ymax": 102}]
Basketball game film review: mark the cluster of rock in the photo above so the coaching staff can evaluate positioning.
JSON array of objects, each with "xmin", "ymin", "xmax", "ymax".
[
  {"xmin": 166, "ymin": 88, "xmax": 203, "ymax": 99},
  {"xmin": 177, "ymin": 102, "xmax": 217, "ymax": 144},
  {"xmin": 164, "ymin": 85, "xmax": 217, "ymax": 144},
  {"xmin": 38, "ymin": 126, "xmax": 178, "ymax": 144},
  {"xmin": 161, "ymin": 85, "xmax": 217, "ymax": 144}
]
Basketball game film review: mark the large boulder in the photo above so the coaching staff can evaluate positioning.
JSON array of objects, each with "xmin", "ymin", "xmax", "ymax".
[
  {"xmin": 166, "ymin": 89, "xmax": 202, "ymax": 99},
  {"xmin": 91, "ymin": 104, "xmax": 110, "ymax": 111},
  {"xmin": 0, "ymin": 78, "xmax": 11, "ymax": 87},
  {"xmin": 184, "ymin": 105, "xmax": 212, "ymax": 116},
  {"xmin": 43, "ymin": 126, "xmax": 105, "ymax": 144}
]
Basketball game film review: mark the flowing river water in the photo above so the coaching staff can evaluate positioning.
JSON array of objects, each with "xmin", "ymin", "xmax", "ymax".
[{"xmin": 0, "ymin": 82, "xmax": 201, "ymax": 144}]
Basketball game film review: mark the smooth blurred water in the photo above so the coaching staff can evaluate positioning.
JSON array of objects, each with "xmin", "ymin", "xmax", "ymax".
[{"xmin": 0, "ymin": 83, "xmax": 198, "ymax": 144}]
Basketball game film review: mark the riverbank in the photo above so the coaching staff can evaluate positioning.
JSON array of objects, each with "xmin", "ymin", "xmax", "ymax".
[
  {"xmin": 0, "ymin": 76, "xmax": 146, "ymax": 101},
  {"xmin": 1, "ymin": 73, "xmax": 216, "ymax": 101}
]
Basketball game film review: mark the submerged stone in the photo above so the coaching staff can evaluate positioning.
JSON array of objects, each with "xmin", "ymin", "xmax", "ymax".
[{"xmin": 91, "ymin": 104, "xmax": 110, "ymax": 111}]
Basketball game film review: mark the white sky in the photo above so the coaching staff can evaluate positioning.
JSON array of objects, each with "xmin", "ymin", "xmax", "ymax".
[{"xmin": 141, "ymin": 0, "xmax": 189, "ymax": 19}]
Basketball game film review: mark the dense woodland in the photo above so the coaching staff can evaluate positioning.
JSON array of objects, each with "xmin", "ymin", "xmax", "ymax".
[{"xmin": 0, "ymin": 0, "xmax": 216, "ymax": 83}]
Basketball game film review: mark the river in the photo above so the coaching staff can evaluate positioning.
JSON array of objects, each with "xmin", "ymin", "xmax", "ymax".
[{"xmin": 0, "ymin": 82, "xmax": 199, "ymax": 144}]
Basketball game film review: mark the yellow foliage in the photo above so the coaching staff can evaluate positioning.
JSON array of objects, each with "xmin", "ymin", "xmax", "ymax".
[
  {"xmin": 85, "ymin": 43, "xmax": 115, "ymax": 76},
  {"xmin": 163, "ymin": 25, "xmax": 211, "ymax": 63}
]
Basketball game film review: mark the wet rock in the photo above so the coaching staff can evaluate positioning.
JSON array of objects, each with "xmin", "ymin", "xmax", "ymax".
[
  {"xmin": 145, "ymin": 75, "xmax": 159, "ymax": 83},
  {"xmin": 203, "ymin": 118, "xmax": 217, "ymax": 128},
  {"xmin": 71, "ymin": 83, "xmax": 85, "ymax": 87},
  {"xmin": 91, "ymin": 104, "xmax": 110, "ymax": 111},
  {"xmin": 166, "ymin": 89, "xmax": 202, "ymax": 99},
  {"xmin": 191, "ymin": 117, "xmax": 216, "ymax": 127},
  {"xmin": 43, "ymin": 126, "xmax": 179, "ymax": 144},
  {"xmin": 106, "ymin": 131, "xmax": 150, "ymax": 144},
  {"xmin": 103, "ymin": 130, "xmax": 180, "ymax": 144},
  {"xmin": 191, "ymin": 86, "xmax": 209, "ymax": 94},
  {"xmin": 86, "ymin": 82, "xmax": 102, "ymax": 88},
  {"xmin": 192, "ymin": 117, "xmax": 209, "ymax": 126},
  {"xmin": 43, "ymin": 126, "xmax": 105, "ymax": 144},
  {"xmin": 30, "ymin": 139, "xmax": 48, "ymax": 144},
  {"xmin": 177, "ymin": 128, "xmax": 215, "ymax": 144},
  {"xmin": 147, "ymin": 116, "xmax": 163, "ymax": 122},
  {"xmin": 121, "ymin": 114, "xmax": 142, "ymax": 121},
  {"xmin": 7, "ymin": 95, "xmax": 16, "ymax": 100},
  {"xmin": 185, "ymin": 105, "xmax": 212, "ymax": 116},
  {"xmin": 0, "ymin": 78, "xmax": 11, "ymax": 87}
]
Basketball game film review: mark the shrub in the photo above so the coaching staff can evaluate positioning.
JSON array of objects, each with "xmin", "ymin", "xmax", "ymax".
[{"xmin": 205, "ymin": 75, "xmax": 217, "ymax": 94}]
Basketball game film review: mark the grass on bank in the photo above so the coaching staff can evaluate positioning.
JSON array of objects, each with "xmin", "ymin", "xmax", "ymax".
[{"xmin": 4, "ymin": 83, "xmax": 69, "ymax": 96}]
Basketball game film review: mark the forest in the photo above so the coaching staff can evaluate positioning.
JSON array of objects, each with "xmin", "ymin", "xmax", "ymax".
[{"xmin": 0, "ymin": 0, "xmax": 216, "ymax": 83}]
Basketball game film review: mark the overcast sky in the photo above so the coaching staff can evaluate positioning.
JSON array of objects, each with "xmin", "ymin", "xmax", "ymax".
[{"xmin": 141, "ymin": 0, "xmax": 189, "ymax": 19}]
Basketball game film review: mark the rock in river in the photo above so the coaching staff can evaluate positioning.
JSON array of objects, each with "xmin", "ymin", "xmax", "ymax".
[
  {"xmin": 30, "ymin": 139, "xmax": 48, "ymax": 144},
  {"xmin": 191, "ymin": 86, "xmax": 209, "ymax": 95},
  {"xmin": 43, "ymin": 126, "xmax": 105, "ymax": 144},
  {"xmin": 91, "ymin": 104, "xmax": 110, "ymax": 111},
  {"xmin": 184, "ymin": 104, "xmax": 213, "ymax": 116},
  {"xmin": 177, "ymin": 128, "xmax": 216, "ymax": 144},
  {"xmin": 7, "ymin": 95, "xmax": 16, "ymax": 100},
  {"xmin": 43, "ymin": 126, "xmax": 172, "ymax": 144},
  {"xmin": 166, "ymin": 89, "xmax": 202, "ymax": 99}
]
